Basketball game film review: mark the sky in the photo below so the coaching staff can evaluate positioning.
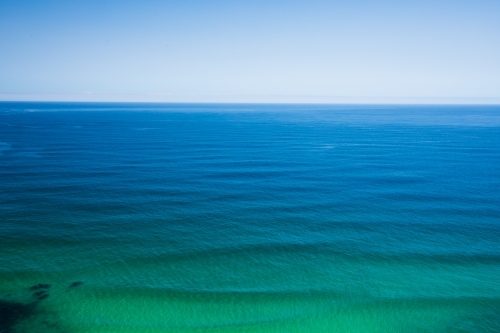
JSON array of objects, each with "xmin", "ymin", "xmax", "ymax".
[{"xmin": 0, "ymin": 0, "xmax": 499, "ymax": 103}]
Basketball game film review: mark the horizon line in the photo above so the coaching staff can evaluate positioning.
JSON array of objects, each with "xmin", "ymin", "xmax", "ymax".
[
  {"xmin": 1, "ymin": 102, "xmax": 500, "ymax": 108},
  {"xmin": 1, "ymin": 93, "xmax": 500, "ymax": 105}
]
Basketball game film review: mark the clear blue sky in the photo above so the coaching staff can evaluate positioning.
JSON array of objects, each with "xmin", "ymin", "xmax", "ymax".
[{"xmin": 1, "ymin": 0, "xmax": 499, "ymax": 103}]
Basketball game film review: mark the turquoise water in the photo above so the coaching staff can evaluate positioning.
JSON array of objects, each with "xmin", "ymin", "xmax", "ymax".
[{"xmin": 1, "ymin": 103, "xmax": 500, "ymax": 332}]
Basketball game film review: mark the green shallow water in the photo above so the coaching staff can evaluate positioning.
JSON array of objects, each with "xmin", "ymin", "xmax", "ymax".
[
  {"xmin": 1, "ymin": 103, "xmax": 500, "ymax": 332},
  {"xmin": 5, "ymin": 284, "xmax": 500, "ymax": 333}
]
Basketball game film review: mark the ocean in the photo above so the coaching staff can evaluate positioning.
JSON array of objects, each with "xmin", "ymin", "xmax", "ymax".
[{"xmin": 1, "ymin": 103, "xmax": 500, "ymax": 333}]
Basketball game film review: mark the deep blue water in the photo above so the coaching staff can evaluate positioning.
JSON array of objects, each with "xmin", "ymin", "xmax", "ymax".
[{"xmin": 1, "ymin": 103, "xmax": 500, "ymax": 333}]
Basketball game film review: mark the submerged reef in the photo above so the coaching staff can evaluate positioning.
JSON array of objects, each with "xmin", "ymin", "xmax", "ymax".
[
  {"xmin": 29, "ymin": 284, "xmax": 50, "ymax": 291},
  {"xmin": 1, "ymin": 281, "xmax": 82, "ymax": 333},
  {"xmin": 0, "ymin": 299, "xmax": 37, "ymax": 333}
]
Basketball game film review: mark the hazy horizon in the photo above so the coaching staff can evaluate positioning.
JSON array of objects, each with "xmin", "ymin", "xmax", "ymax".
[{"xmin": 0, "ymin": 94, "xmax": 499, "ymax": 105}]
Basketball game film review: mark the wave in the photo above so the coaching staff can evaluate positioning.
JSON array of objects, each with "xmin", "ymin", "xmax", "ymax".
[{"xmin": 0, "ymin": 141, "xmax": 11, "ymax": 155}]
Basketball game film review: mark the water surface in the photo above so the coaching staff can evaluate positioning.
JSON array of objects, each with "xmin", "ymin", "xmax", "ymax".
[{"xmin": 1, "ymin": 103, "xmax": 500, "ymax": 332}]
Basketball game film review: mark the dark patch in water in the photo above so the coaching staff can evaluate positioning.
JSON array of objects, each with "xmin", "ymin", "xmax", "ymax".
[
  {"xmin": 33, "ymin": 291, "xmax": 47, "ymax": 297},
  {"xmin": 0, "ymin": 297, "xmax": 63, "ymax": 333},
  {"xmin": 29, "ymin": 283, "xmax": 50, "ymax": 291},
  {"xmin": 0, "ymin": 299, "xmax": 36, "ymax": 333},
  {"xmin": 1, "ymin": 281, "xmax": 80, "ymax": 332}
]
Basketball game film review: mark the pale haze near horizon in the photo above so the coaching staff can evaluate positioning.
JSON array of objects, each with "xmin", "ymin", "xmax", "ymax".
[{"xmin": 0, "ymin": 0, "xmax": 499, "ymax": 104}]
